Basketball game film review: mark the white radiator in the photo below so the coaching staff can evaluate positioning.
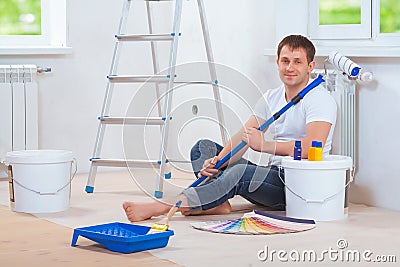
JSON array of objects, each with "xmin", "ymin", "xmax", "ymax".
[
  {"xmin": 313, "ymin": 70, "xmax": 357, "ymax": 164},
  {"xmin": 332, "ymin": 73, "xmax": 356, "ymax": 164},
  {"xmin": 0, "ymin": 65, "xmax": 39, "ymax": 161}
]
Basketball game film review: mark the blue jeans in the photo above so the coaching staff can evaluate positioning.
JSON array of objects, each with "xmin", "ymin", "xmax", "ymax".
[{"xmin": 182, "ymin": 139, "xmax": 286, "ymax": 211}]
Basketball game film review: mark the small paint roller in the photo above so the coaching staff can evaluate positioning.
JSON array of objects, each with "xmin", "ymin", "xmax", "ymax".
[
  {"xmin": 149, "ymin": 200, "xmax": 182, "ymax": 232},
  {"xmin": 328, "ymin": 51, "xmax": 361, "ymax": 77}
]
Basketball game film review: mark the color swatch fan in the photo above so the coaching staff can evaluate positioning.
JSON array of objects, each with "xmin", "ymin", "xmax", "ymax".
[{"xmin": 191, "ymin": 210, "xmax": 316, "ymax": 235}]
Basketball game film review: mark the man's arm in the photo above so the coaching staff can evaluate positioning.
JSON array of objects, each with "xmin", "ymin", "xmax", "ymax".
[
  {"xmin": 244, "ymin": 121, "xmax": 332, "ymax": 158},
  {"xmin": 218, "ymin": 115, "xmax": 266, "ymax": 164},
  {"xmin": 198, "ymin": 115, "xmax": 265, "ymax": 177}
]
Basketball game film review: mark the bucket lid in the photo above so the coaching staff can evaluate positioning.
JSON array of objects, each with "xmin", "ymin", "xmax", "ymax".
[
  {"xmin": 282, "ymin": 155, "xmax": 352, "ymax": 170},
  {"xmin": 5, "ymin": 150, "xmax": 73, "ymax": 164}
]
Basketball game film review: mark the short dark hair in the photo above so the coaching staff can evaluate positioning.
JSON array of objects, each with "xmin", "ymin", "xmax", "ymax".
[{"xmin": 277, "ymin": 35, "xmax": 316, "ymax": 64}]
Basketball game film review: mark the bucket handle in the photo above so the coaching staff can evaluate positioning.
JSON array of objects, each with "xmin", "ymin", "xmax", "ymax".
[
  {"xmin": 6, "ymin": 158, "xmax": 77, "ymax": 196},
  {"xmin": 278, "ymin": 164, "xmax": 355, "ymax": 204}
]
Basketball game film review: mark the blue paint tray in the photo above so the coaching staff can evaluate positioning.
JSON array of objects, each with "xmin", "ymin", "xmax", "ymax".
[{"xmin": 71, "ymin": 222, "xmax": 174, "ymax": 253}]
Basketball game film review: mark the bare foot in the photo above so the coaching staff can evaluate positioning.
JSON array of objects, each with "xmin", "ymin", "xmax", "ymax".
[
  {"xmin": 122, "ymin": 201, "xmax": 170, "ymax": 222},
  {"xmin": 181, "ymin": 201, "xmax": 232, "ymax": 216}
]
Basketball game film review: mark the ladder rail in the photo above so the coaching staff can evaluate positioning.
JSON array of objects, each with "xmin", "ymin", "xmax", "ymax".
[
  {"xmin": 197, "ymin": 0, "xmax": 227, "ymax": 145},
  {"xmin": 155, "ymin": 0, "xmax": 184, "ymax": 197},
  {"xmin": 100, "ymin": 0, "xmax": 132, "ymax": 128},
  {"xmin": 146, "ymin": 1, "xmax": 163, "ymax": 117},
  {"xmin": 146, "ymin": 0, "xmax": 172, "ymax": 190},
  {"xmin": 86, "ymin": 0, "xmax": 132, "ymax": 192}
]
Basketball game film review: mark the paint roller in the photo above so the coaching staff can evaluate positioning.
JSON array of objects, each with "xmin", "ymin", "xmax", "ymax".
[
  {"xmin": 327, "ymin": 51, "xmax": 361, "ymax": 77},
  {"xmin": 328, "ymin": 51, "xmax": 373, "ymax": 83}
]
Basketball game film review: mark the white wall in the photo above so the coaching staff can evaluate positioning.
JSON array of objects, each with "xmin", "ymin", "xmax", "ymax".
[
  {"xmin": 2, "ymin": 0, "xmax": 398, "ymax": 211},
  {"xmin": 0, "ymin": 0, "xmax": 277, "ymax": 172},
  {"xmin": 348, "ymin": 57, "xmax": 400, "ymax": 211},
  {"xmin": 1, "ymin": 0, "xmax": 119, "ymax": 173}
]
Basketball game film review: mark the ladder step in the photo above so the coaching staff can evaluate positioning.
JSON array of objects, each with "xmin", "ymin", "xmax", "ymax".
[
  {"xmin": 108, "ymin": 75, "xmax": 169, "ymax": 83},
  {"xmin": 100, "ymin": 116, "xmax": 165, "ymax": 125},
  {"xmin": 116, "ymin": 34, "xmax": 174, "ymax": 42},
  {"xmin": 168, "ymin": 159, "xmax": 191, "ymax": 164},
  {"xmin": 91, "ymin": 158, "xmax": 160, "ymax": 168}
]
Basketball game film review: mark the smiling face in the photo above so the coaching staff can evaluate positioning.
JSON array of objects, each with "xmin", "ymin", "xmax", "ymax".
[{"xmin": 276, "ymin": 45, "xmax": 315, "ymax": 92}]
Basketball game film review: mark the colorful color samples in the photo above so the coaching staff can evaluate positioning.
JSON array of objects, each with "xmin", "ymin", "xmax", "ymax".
[{"xmin": 191, "ymin": 210, "xmax": 316, "ymax": 235}]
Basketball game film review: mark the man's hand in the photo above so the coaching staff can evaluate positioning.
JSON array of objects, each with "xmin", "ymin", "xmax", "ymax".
[
  {"xmin": 242, "ymin": 127, "xmax": 265, "ymax": 152},
  {"xmin": 198, "ymin": 156, "xmax": 220, "ymax": 178}
]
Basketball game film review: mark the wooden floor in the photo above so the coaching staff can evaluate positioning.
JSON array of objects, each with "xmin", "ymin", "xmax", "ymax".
[
  {"xmin": 0, "ymin": 205, "xmax": 180, "ymax": 266},
  {"xmin": 2, "ymin": 171, "xmax": 400, "ymax": 266}
]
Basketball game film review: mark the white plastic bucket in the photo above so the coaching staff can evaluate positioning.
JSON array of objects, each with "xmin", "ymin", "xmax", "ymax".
[
  {"xmin": 5, "ymin": 150, "xmax": 75, "ymax": 213},
  {"xmin": 281, "ymin": 155, "xmax": 353, "ymax": 221}
]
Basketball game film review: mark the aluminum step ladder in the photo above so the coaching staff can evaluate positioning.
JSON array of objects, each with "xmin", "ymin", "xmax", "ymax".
[{"xmin": 86, "ymin": 0, "xmax": 227, "ymax": 198}]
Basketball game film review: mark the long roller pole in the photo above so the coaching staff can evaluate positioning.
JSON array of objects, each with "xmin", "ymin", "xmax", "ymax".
[{"xmin": 189, "ymin": 74, "xmax": 325, "ymax": 187}]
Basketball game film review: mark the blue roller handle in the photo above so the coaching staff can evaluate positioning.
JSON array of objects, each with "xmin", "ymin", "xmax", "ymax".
[{"xmin": 189, "ymin": 74, "xmax": 325, "ymax": 187}]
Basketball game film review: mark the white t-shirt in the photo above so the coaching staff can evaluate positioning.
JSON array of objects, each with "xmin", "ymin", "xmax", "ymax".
[{"xmin": 247, "ymin": 80, "xmax": 337, "ymax": 166}]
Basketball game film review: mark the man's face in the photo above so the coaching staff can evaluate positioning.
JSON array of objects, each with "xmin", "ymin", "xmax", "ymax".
[{"xmin": 276, "ymin": 45, "xmax": 315, "ymax": 90}]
